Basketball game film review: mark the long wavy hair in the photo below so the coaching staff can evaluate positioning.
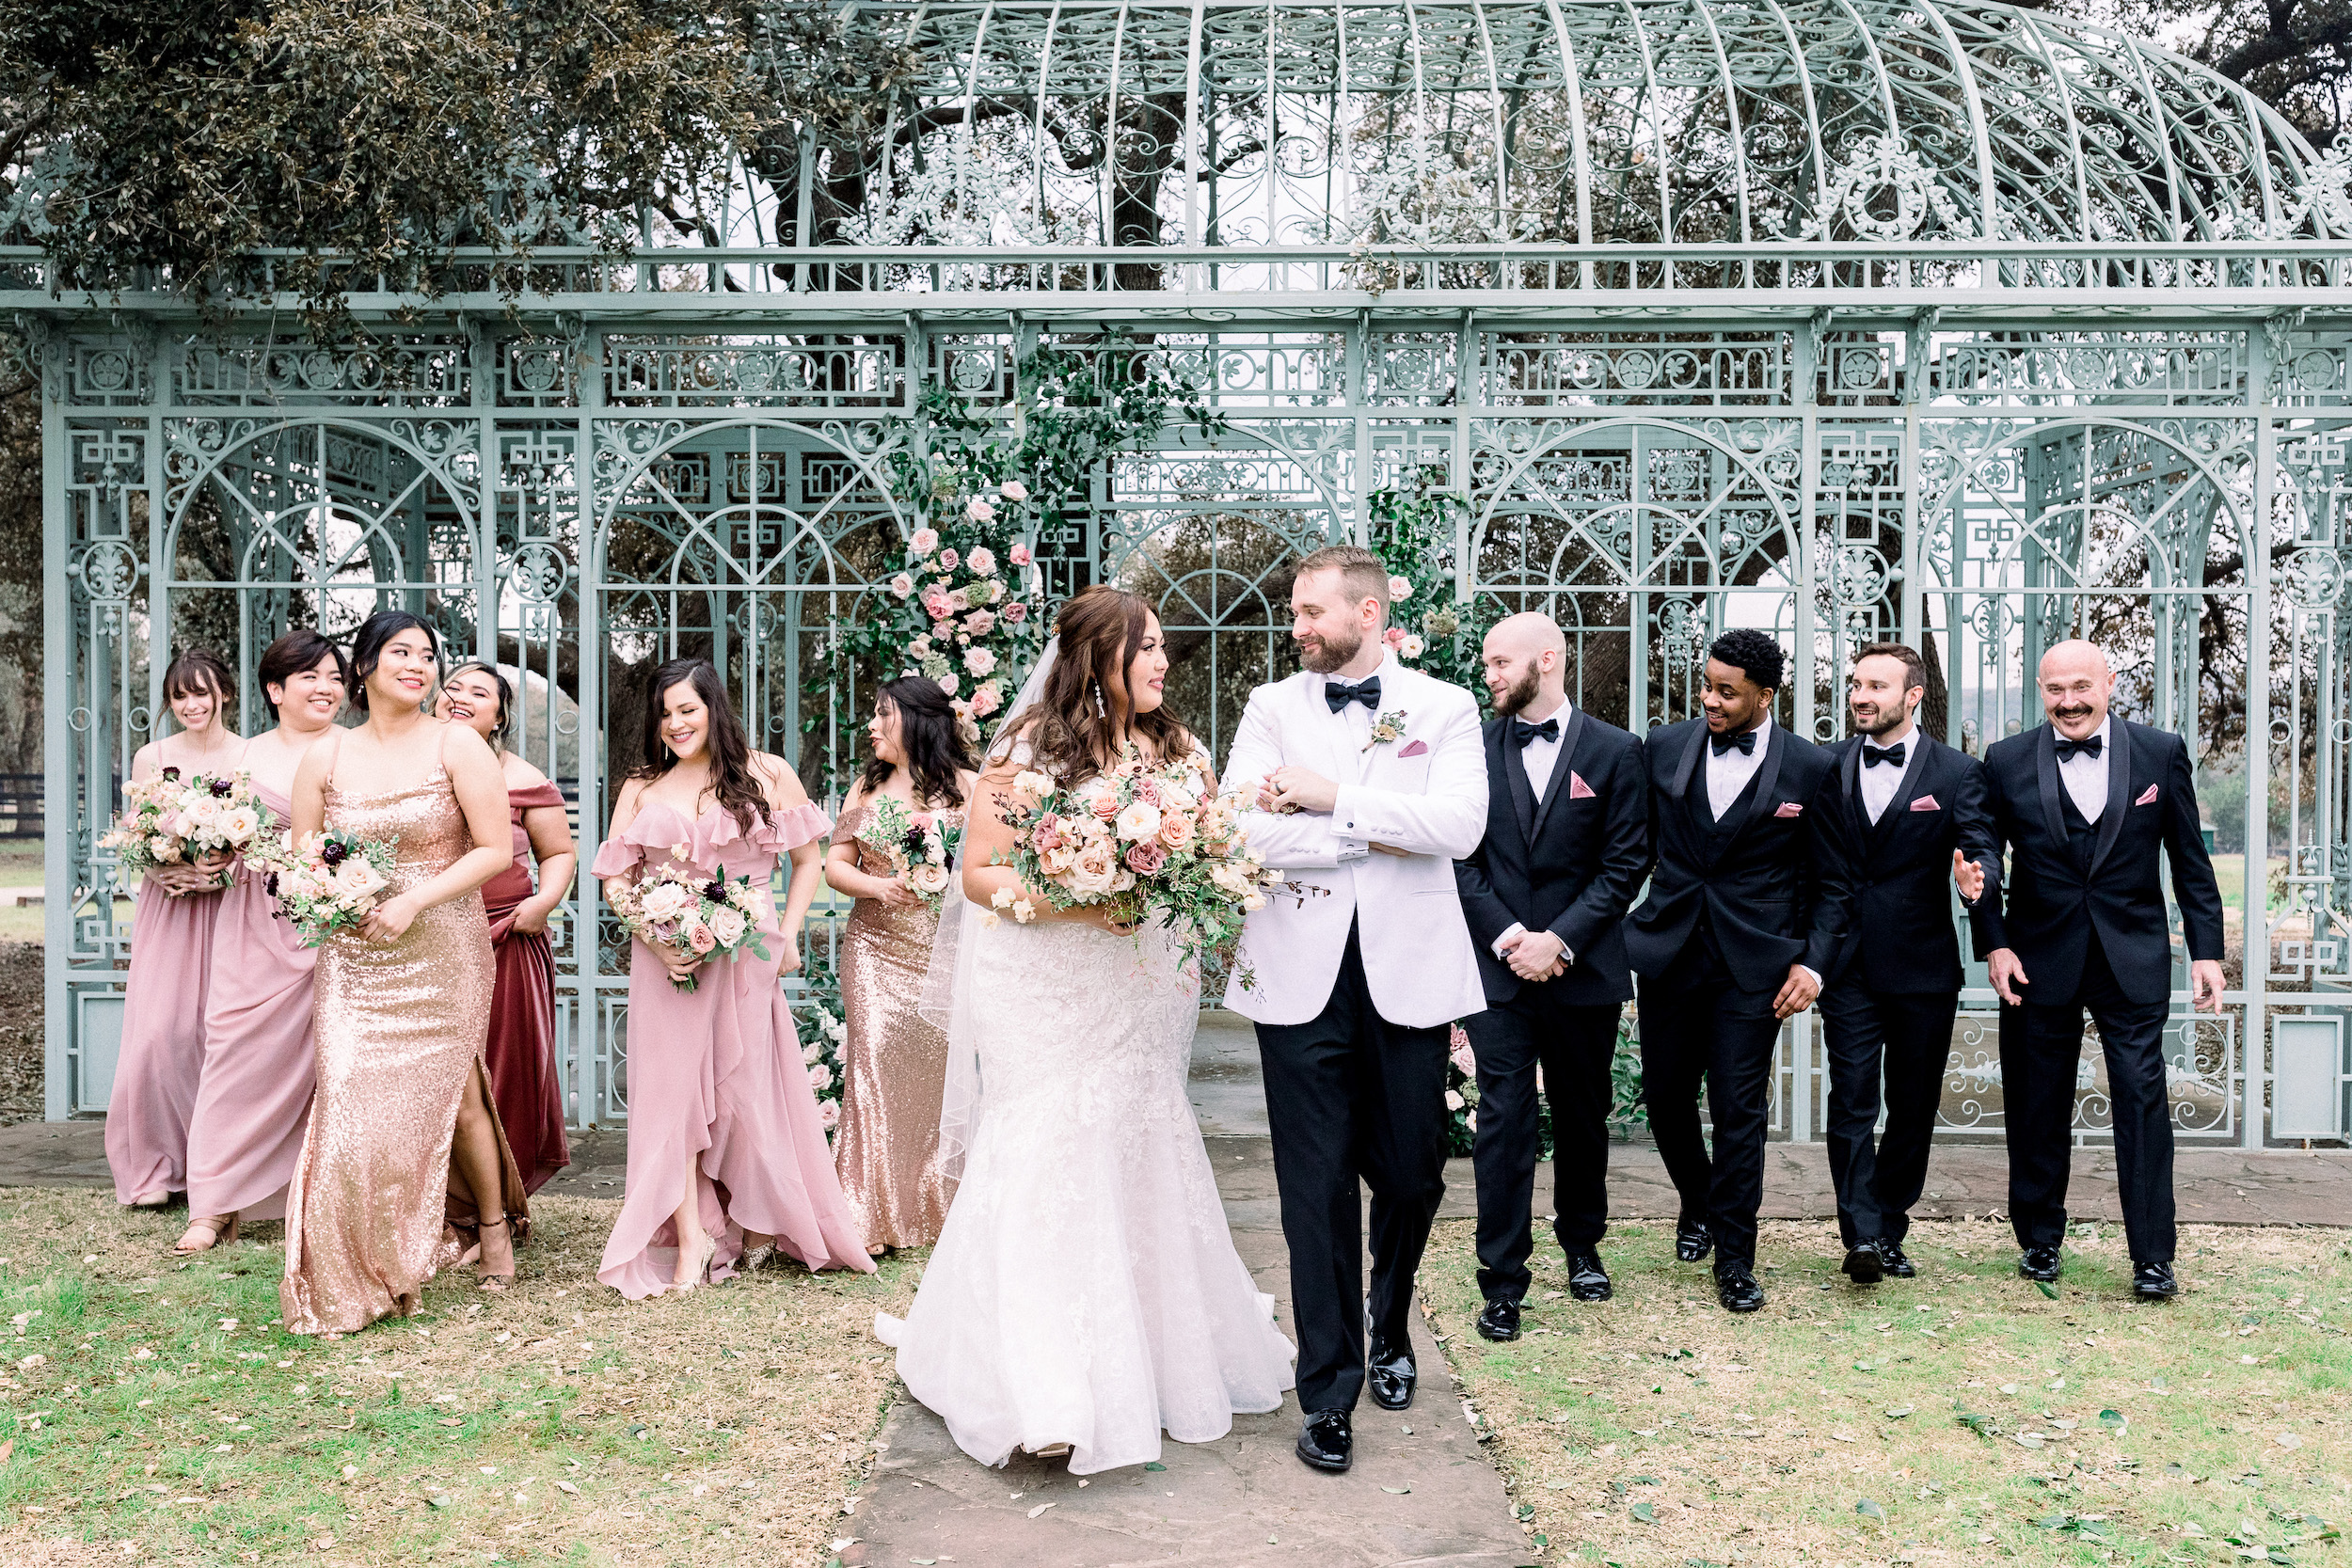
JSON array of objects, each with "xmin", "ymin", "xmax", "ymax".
[
  {"xmin": 860, "ymin": 675, "xmax": 972, "ymax": 809},
  {"xmin": 628, "ymin": 657, "xmax": 769, "ymax": 833},
  {"xmin": 1005, "ymin": 585, "xmax": 1192, "ymax": 781}
]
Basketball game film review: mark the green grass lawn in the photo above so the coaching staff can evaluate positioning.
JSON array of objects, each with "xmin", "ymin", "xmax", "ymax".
[
  {"xmin": 0, "ymin": 1191, "xmax": 917, "ymax": 1566},
  {"xmin": 1421, "ymin": 1216, "xmax": 2351, "ymax": 1566}
]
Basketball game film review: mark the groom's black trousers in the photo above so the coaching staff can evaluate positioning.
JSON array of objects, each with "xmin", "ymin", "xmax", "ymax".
[{"xmin": 1254, "ymin": 922, "xmax": 1451, "ymax": 1416}]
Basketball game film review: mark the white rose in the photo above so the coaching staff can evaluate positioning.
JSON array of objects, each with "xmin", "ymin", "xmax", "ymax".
[
  {"xmin": 1011, "ymin": 768, "xmax": 1055, "ymax": 804},
  {"xmin": 909, "ymin": 863, "xmax": 951, "ymax": 895},
  {"xmin": 963, "ymin": 646, "xmax": 997, "ymax": 677},
  {"xmin": 1399, "ymin": 633, "xmax": 1426, "ymax": 659},
  {"xmin": 640, "ymin": 882, "xmax": 693, "ymax": 924},
  {"xmin": 998, "ymin": 480, "xmax": 1028, "ymax": 501},
  {"xmin": 1388, "ymin": 574, "xmax": 1414, "ymax": 601},
  {"xmin": 1114, "ymin": 800, "xmax": 1163, "ymax": 842},
  {"xmin": 708, "ymin": 906, "xmax": 748, "ymax": 947},
  {"xmin": 333, "ymin": 858, "xmax": 385, "ymax": 900},
  {"xmin": 966, "ymin": 497, "xmax": 996, "ymax": 524},
  {"xmin": 807, "ymin": 1062, "xmax": 834, "ymax": 1092}
]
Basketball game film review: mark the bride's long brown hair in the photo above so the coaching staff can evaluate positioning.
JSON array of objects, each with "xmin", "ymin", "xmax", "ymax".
[{"xmin": 1003, "ymin": 586, "xmax": 1192, "ymax": 782}]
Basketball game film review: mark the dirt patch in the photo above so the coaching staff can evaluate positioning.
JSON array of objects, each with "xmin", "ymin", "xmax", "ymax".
[{"xmin": 0, "ymin": 942, "xmax": 40, "ymax": 1124}]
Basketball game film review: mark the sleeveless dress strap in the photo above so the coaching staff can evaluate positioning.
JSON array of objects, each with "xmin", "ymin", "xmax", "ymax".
[{"xmin": 322, "ymin": 728, "xmax": 346, "ymax": 791}]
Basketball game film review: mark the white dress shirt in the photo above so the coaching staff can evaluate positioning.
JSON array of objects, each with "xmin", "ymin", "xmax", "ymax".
[
  {"xmin": 1491, "ymin": 697, "xmax": 1572, "ymax": 961},
  {"xmin": 1856, "ymin": 719, "xmax": 1919, "ymax": 825},
  {"xmin": 2058, "ymin": 716, "xmax": 2110, "ymax": 825},
  {"xmin": 1705, "ymin": 710, "xmax": 1774, "ymax": 821},
  {"xmin": 1324, "ymin": 668, "xmax": 1379, "ymax": 861}
]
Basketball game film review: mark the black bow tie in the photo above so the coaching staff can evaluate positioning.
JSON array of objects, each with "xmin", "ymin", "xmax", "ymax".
[
  {"xmin": 1863, "ymin": 742, "xmax": 1906, "ymax": 769},
  {"xmin": 1325, "ymin": 676, "xmax": 1381, "ymax": 714},
  {"xmin": 2055, "ymin": 733, "xmax": 2103, "ymax": 762},
  {"xmin": 1709, "ymin": 728, "xmax": 1758, "ymax": 758},
  {"xmin": 1510, "ymin": 717, "xmax": 1558, "ymax": 749}
]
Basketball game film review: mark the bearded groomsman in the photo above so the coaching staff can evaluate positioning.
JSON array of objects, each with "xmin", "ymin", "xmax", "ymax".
[
  {"xmin": 1956, "ymin": 641, "xmax": 2225, "ymax": 1300},
  {"xmin": 1814, "ymin": 643, "xmax": 1995, "ymax": 1287},
  {"xmin": 1623, "ymin": 628, "xmax": 1853, "ymax": 1314},
  {"xmin": 1454, "ymin": 614, "xmax": 1647, "ymax": 1337}
]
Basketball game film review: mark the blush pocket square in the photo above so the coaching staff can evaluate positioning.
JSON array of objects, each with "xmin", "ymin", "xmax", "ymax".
[
  {"xmin": 2135, "ymin": 783, "xmax": 2160, "ymax": 806},
  {"xmin": 1772, "ymin": 800, "xmax": 1804, "ymax": 818},
  {"xmin": 1397, "ymin": 739, "xmax": 1429, "ymax": 758},
  {"xmin": 1567, "ymin": 771, "xmax": 1597, "ymax": 800},
  {"xmin": 1909, "ymin": 795, "xmax": 1941, "ymax": 812}
]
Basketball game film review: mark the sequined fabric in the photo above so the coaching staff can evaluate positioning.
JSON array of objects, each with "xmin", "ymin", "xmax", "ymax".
[
  {"xmin": 280, "ymin": 763, "xmax": 513, "ymax": 1336},
  {"xmin": 829, "ymin": 801, "xmax": 958, "ymax": 1249}
]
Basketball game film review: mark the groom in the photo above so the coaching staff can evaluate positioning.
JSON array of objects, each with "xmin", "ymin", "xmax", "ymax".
[{"xmin": 1225, "ymin": 545, "xmax": 1489, "ymax": 1476}]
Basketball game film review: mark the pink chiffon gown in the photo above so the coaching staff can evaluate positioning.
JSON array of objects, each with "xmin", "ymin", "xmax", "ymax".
[
  {"xmin": 183, "ymin": 781, "xmax": 317, "ymax": 1222},
  {"xmin": 591, "ymin": 800, "xmax": 874, "ymax": 1297},
  {"xmin": 103, "ymin": 871, "xmax": 223, "ymax": 1203}
]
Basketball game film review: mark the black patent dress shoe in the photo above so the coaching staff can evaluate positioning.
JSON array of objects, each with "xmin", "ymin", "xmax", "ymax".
[
  {"xmin": 1841, "ymin": 1239, "xmax": 1885, "ymax": 1286},
  {"xmin": 1565, "ymin": 1248, "xmax": 1613, "ymax": 1301},
  {"xmin": 2132, "ymin": 1260, "xmax": 2179, "ymax": 1299},
  {"xmin": 2017, "ymin": 1245, "xmax": 2062, "ymax": 1283},
  {"xmin": 1878, "ymin": 1239, "xmax": 1916, "ymax": 1278},
  {"xmin": 1714, "ymin": 1262, "xmax": 1765, "ymax": 1314},
  {"xmin": 1475, "ymin": 1296, "xmax": 1521, "ymax": 1341},
  {"xmin": 1367, "ymin": 1338, "xmax": 1416, "ymax": 1410},
  {"xmin": 1295, "ymin": 1408, "xmax": 1353, "ymax": 1472},
  {"xmin": 1675, "ymin": 1220, "xmax": 1713, "ymax": 1263}
]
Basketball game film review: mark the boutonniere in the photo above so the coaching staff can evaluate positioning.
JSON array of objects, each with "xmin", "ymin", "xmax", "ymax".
[{"xmin": 1363, "ymin": 709, "xmax": 1408, "ymax": 752}]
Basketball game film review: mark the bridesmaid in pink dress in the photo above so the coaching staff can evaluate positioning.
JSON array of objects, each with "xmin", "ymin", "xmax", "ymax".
[
  {"xmin": 172, "ymin": 631, "xmax": 351, "ymax": 1254},
  {"xmin": 436, "ymin": 661, "xmax": 577, "ymax": 1196},
  {"xmin": 593, "ymin": 657, "xmax": 873, "ymax": 1296},
  {"xmin": 104, "ymin": 647, "xmax": 243, "ymax": 1209}
]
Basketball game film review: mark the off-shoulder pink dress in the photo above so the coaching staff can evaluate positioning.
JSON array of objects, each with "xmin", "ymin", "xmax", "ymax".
[{"xmin": 591, "ymin": 800, "xmax": 874, "ymax": 1297}]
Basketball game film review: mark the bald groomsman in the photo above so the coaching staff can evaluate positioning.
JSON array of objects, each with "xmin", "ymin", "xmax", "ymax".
[
  {"xmin": 1958, "ymin": 641, "xmax": 2226, "ymax": 1300},
  {"xmin": 1454, "ymin": 614, "xmax": 1648, "ymax": 1337}
]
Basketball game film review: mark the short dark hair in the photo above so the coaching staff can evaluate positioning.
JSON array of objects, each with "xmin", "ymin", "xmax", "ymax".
[
  {"xmin": 1851, "ymin": 641, "xmax": 1928, "ymax": 697},
  {"xmin": 163, "ymin": 645, "xmax": 232, "ymax": 704},
  {"xmin": 256, "ymin": 630, "xmax": 352, "ymax": 712},
  {"xmin": 347, "ymin": 610, "xmax": 443, "ymax": 714},
  {"xmin": 1706, "ymin": 627, "xmax": 1786, "ymax": 692}
]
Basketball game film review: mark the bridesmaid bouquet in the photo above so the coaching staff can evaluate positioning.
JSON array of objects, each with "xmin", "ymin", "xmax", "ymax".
[
  {"xmin": 260, "ymin": 827, "xmax": 399, "ymax": 946},
  {"xmin": 98, "ymin": 768, "xmax": 274, "ymax": 888},
  {"xmin": 855, "ymin": 795, "xmax": 961, "ymax": 911},
  {"xmin": 988, "ymin": 751, "xmax": 1281, "ymax": 964},
  {"xmin": 605, "ymin": 849, "xmax": 771, "ymax": 992}
]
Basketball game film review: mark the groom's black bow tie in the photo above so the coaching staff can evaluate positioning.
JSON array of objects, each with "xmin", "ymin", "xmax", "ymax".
[
  {"xmin": 1863, "ymin": 741, "xmax": 1906, "ymax": 768},
  {"xmin": 1709, "ymin": 727, "xmax": 1759, "ymax": 759},
  {"xmin": 2055, "ymin": 733, "xmax": 2104, "ymax": 762},
  {"xmin": 1510, "ymin": 717, "xmax": 1558, "ymax": 749},
  {"xmin": 1325, "ymin": 676, "xmax": 1381, "ymax": 714}
]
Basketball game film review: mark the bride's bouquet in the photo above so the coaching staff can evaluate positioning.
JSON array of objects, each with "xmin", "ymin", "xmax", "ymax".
[
  {"xmin": 604, "ymin": 848, "xmax": 771, "ymax": 992},
  {"xmin": 988, "ymin": 751, "xmax": 1280, "ymax": 964},
  {"xmin": 99, "ymin": 768, "xmax": 273, "ymax": 889},
  {"xmin": 259, "ymin": 827, "xmax": 399, "ymax": 946},
  {"xmin": 855, "ymin": 795, "xmax": 960, "ymax": 911}
]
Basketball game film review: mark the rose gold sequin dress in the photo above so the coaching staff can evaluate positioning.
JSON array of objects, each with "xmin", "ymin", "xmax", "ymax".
[
  {"xmin": 830, "ymin": 800, "xmax": 958, "ymax": 1249},
  {"xmin": 280, "ymin": 747, "xmax": 523, "ymax": 1336}
]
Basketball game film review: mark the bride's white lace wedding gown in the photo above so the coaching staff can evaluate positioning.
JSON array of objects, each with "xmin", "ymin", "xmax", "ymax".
[{"xmin": 875, "ymin": 895, "xmax": 1296, "ymax": 1474}]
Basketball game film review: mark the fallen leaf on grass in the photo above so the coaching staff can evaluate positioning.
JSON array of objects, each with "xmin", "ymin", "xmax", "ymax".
[
  {"xmin": 1856, "ymin": 1499, "xmax": 1887, "ymax": 1528},
  {"xmin": 1026, "ymin": 1503, "xmax": 1055, "ymax": 1519},
  {"xmin": 1143, "ymin": 1462, "xmax": 1166, "ymax": 1472},
  {"xmin": 1631, "ymin": 1502, "xmax": 1656, "ymax": 1523},
  {"xmin": 1884, "ymin": 1406, "xmax": 1913, "ymax": 1419},
  {"xmin": 2036, "ymin": 1280, "xmax": 2059, "ymax": 1300},
  {"xmin": 554, "ymin": 1481, "xmax": 578, "ymax": 1496},
  {"xmin": 1381, "ymin": 1486, "xmax": 1410, "ymax": 1495}
]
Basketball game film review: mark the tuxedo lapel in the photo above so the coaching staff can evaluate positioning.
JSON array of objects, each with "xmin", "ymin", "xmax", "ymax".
[
  {"xmin": 1669, "ymin": 721, "xmax": 1706, "ymax": 802},
  {"xmin": 1529, "ymin": 705, "xmax": 1585, "ymax": 841},
  {"xmin": 2032, "ymin": 724, "xmax": 2068, "ymax": 852},
  {"xmin": 2088, "ymin": 721, "xmax": 2132, "ymax": 879},
  {"xmin": 1495, "ymin": 721, "xmax": 1536, "ymax": 845},
  {"xmin": 1712, "ymin": 724, "xmax": 1786, "ymax": 851},
  {"xmin": 1869, "ymin": 735, "xmax": 1933, "ymax": 855}
]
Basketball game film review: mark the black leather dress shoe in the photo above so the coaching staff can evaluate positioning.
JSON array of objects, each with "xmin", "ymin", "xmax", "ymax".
[
  {"xmin": 1367, "ymin": 1338, "xmax": 1416, "ymax": 1410},
  {"xmin": 1565, "ymin": 1248, "xmax": 1613, "ymax": 1302},
  {"xmin": 1475, "ymin": 1296, "xmax": 1521, "ymax": 1341},
  {"xmin": 1841, "ymin": 1239, "xmax": 1885, "ymax": 1285},
  {"xmin": 1714, "ymin": 1263, "xmax": 1764, "ymax": 1314},
  {"xmin": 2017, "ymin": 1245, "xmax": 2062, "ymax": 1283},
  {"xmin": 1676, "ymin": 1220, "xmax": 1713, "ymax": 1263},
  {"xmin": 1878, "ymin": 1239, "xmax": 1916, "ymax": 1278},
  {"xmin": 2132, "ymin": 1260, "xmax": 2179, "ymax": 1299},
  {"xmin": 1295, "ymin": 1409, "xmax": 1352, "ymax": 1472}
]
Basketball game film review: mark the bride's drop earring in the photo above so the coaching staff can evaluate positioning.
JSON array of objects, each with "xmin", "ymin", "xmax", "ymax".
[{"xmin": 1093, "ymin": 680, "xmax": 1107, "ymax": 718}]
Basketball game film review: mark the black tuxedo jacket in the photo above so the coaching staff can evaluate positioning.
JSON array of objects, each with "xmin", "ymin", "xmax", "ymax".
[
  {"xmin": 1454, "ymin": 708, "xmax": 1648, "ymax": 1006},
  {"xmin": 1622, "ymin": 717, "xmax": 1851, "ymax": 992},
  {"xmin": 1967, "ymin": 720, "xmax": 2226, "ymax": 1002},
  {"xmin": 1818, "ymin": 731, "xmax": 1996, "ymax": 995}
]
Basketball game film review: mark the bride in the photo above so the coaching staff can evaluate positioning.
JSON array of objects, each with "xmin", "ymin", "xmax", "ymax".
[{"xmin": 877, "ymin": 584, "xmax": 1295, "ymax": 1474}]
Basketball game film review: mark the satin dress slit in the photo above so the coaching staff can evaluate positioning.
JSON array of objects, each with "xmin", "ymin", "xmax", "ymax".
[{"xmin": 482, "ymin": 778, "xmax": 571, "ymax": 1196}]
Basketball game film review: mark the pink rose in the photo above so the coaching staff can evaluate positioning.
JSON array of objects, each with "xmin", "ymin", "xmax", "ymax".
[
  {"xmin": 969, "ymin": 683, "xmax": 1001, "ymax": 719},
  {"xmin": 963, "ymin": 608, "xmax": 996, "ymax": 637},
  {"xmin": 1009, "ymin": 543, "xmax": 1032, "ymax": 566},
  {"xmin": 1123, "ymin": 839, "xmax": 1168, "ymax": 876},
  {"xmin": 1089, "ymin": 787, "xmax": 1120, "ymax": 820},
  {"xmin": 938, "ymin": 547, "xmax": 960, "ymax": 571},
  {"xmin": 922, "ymin": 586, "xmax": 952, "ymax": 622},
  {"xmin": 1032, "ymin": 815, "xmax": 1065, "ymax": 852},
  {"xmin": 946, "ymin": 588, "xmax": 970, "ymax": 612},
  {"xmin": 909, "ymin": 528, "xmax": 939, "ymax": 556},
  {"xmin": 1001, "ymin": 599, "xmax": 1027, "ymax": 624},
  {"xmin": 1157, "ymin": 812, "xmax": 1195, "ymax": 850},
  {"xmin": 1384, "ymin": 626, "xmax": 1407, "ymax": 649},
  {"xmin": 1131, "ymin": 776, "xmax": 1161, "ymax": 805},
  {"xmin": 688, "ymin": 923, "xmax": 717, "ymax": 954}
]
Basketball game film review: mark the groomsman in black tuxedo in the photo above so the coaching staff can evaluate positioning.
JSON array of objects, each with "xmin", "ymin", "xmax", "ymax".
[
  {"xmin": 1623, "ymin": 628, "xmax": 1851, "ymax": 1314},
  {"xmin": 1815, "ymin": 643, "xmax": 1995, "ymax": 1287},
  {"xmin": 1454, "ymin": 613, "xmax": 1648, "ymax": 1338},
  {"xmin": 1956, "ymin": 640, "xmax": 2226, "ymax": 1300}
]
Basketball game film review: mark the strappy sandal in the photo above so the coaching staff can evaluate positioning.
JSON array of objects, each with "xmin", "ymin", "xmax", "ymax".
[
  {"xmin": 170, "ymin": 1214, "xmax": 238, "ymax": 1256},
  {"xmin": 666, "ymin": 1229, "xmax": 718, "ymax": 1295},
  {"xmin": 475, "ymin": 1214, "xmax": 516, "ymax": 1293}
]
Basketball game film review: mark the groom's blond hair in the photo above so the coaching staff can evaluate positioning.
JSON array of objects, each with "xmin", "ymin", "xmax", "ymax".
[{"xmin": 1295, "ymin": 545, "xmax": 1391, "ymax": 621}]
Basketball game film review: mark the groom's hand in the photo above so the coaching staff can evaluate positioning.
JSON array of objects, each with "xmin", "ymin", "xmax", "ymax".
[{"xmin": 1265, "ymin": 767, "xmax": 1340, "ymax": 816}]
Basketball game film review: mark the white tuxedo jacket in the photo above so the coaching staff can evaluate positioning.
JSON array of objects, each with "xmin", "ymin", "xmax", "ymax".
[{"xmin": 1220, "ymin": 655, "xmax": 1489, "ymax": 1027}]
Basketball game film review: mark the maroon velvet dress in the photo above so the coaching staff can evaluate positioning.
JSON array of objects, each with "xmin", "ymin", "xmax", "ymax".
[{"xmin": 482, "ymin": 779, "xmax": 570, "ymax": 1195}]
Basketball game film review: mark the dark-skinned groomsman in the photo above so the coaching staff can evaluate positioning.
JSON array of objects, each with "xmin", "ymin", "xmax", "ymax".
[
  {"xmin": 1814, "ymin": 642, "xmax": 1995, "ymax": 1287},
  {"xmin": 1454, "ymin": 613, "xmax": 1649, "ymax": 1340},
  {"xmin": 1955, "ymin": 640, "xmax": 2226, "ymax": 1300},
  {"xmin": 1623, "ymin": 628, "xmax": 1853, "ymax": 1315}
]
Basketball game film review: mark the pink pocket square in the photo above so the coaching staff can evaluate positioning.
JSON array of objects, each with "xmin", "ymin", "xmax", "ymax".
[
  {"xmin": 1773, "ymin": 800, "xmax": 1804, "ymax": 818},
  {"xmin": 2136, "ymin": 783, "xmax": 2159, "ymax": 806},
  {"xmin": 1568, "ymin": 771, "xmax": 1597, "ymax": 800},
  {"xmin": 1397, "ymin": 739, "xmax": 1429, "ymax": 758},
  {"xmin": 1910, "ymin": 795, "xmax": 1941, "ymax": 812}
]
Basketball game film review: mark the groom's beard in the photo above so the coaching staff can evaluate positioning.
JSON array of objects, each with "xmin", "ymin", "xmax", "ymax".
[
  {"xmin": 1490, "ymin": 668, "xmax": 1542, "ymax": 717},
  {"xmin": 1298, "ymin": 622, "xmax": 1363, "ymax": 675}
]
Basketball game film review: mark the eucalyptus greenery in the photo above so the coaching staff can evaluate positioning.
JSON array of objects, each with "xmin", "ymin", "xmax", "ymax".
[{"xmin": 1363, "ymin": 474, "xmax": 1500, "ymax": 703}]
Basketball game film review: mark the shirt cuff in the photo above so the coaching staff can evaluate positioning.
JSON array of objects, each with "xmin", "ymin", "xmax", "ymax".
[
  {"xmin": 1492, "ymin": 922, "xmax": 1526, "ymax": 958},
  {"xmin": 1799, "ymin": 965, "xmax": 1821, "ymax": 990}
]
